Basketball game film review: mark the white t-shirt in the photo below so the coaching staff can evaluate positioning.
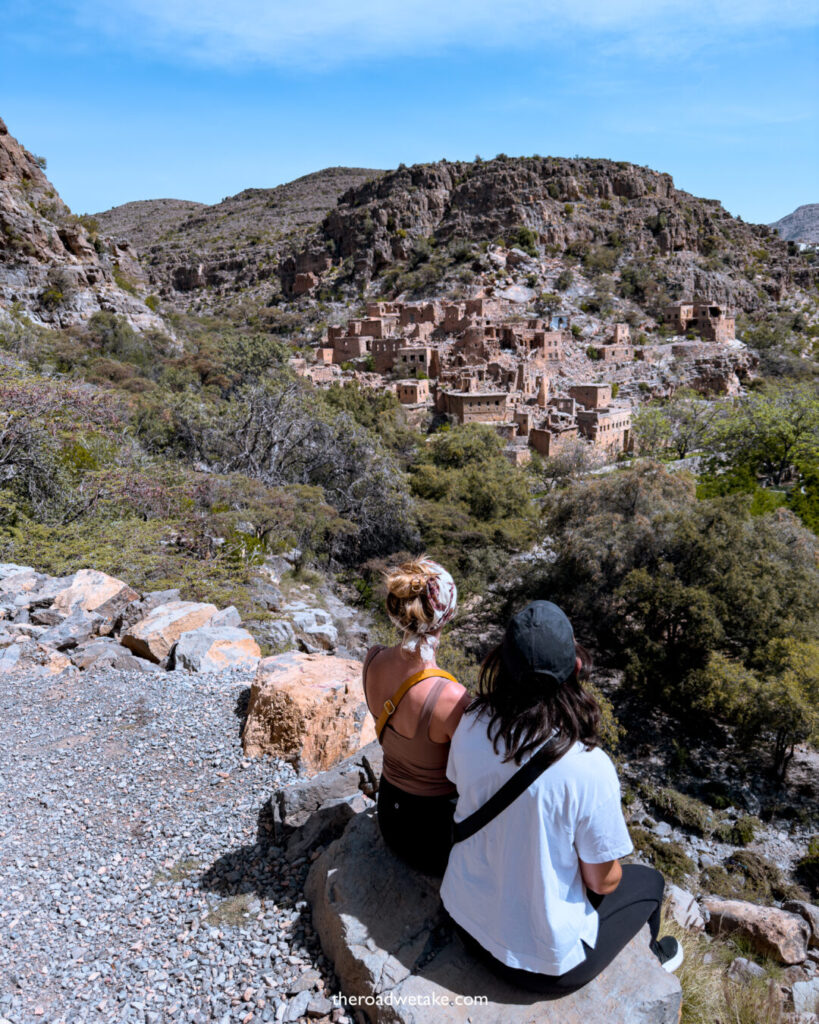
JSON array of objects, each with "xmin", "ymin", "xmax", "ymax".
[{"xmin": 440, "ymin": 709, "xmax": 633, "ymax": 975}]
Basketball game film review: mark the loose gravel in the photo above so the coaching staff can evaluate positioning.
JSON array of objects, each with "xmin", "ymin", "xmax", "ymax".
[{"xmin": 0, "ymin": 666, "xmax": 345, "ymax": 1024}]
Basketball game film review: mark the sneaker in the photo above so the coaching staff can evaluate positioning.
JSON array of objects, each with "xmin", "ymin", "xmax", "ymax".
[{"xmin": 653, "ymin": 935, "xmax": 684, "ymax": 973}]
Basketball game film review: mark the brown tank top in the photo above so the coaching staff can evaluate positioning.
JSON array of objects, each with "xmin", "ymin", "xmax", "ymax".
[{"xmin": 363, "ymin": 645, "xmax": 456, "ymax": 797}]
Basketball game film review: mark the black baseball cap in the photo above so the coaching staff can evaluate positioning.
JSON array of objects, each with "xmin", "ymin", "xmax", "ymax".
[{"xmin": 501, "ymin": 600, "xmax": 577, "ymax": 683}]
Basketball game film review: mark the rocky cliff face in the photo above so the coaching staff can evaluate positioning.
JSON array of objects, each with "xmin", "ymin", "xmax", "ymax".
[
  {"xmin": 0, "ymin": 116, "xmax": 165, "ymax": 332},
  {"xmin": 287, "ymin": 156, "xmax": 815, "ymax": 313},
  {"xmin": 771, "ymin": 203, "xmax": 819, "ymax": 243},
  {"xmin": 94, "ymin": 167, "xmax": 382, "ymax": 313}
]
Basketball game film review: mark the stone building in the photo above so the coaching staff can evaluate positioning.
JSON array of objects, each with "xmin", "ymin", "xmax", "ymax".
[
  {"xmin": 568, "ymin": 383, "xmax": 612, "ymax": 410},
  {"xmin": 529, "ymin": 424, "xmax": 579, "ymax": 456},
  {"xmin": 576, "ymin": 407, "xmax": 633, "ymax": 453},
  {"xmin": 397, "ymin": 379, "xmax": 430, "ymax": 404},
  {"xmin": 371, "ymin": 337, "xmax": 405, "ymax": 374},
  {"xmin": 395, "ymin": 346, "xmax": 438, "ymax": 378},
  {"xmin": 439, "ymin": 389, "xmax": 509, "ymax": 424},
  {"xmin": 332, "ymin": 335, "xmax": 371, "ymax": 364},
  {"xmin": 664, "ymin": 302, "xmax": 735, "ymax": 342}
]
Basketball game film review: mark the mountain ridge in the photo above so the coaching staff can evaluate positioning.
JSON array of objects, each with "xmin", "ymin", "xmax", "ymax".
[{"xmin": 770, "ymin": 203, "xmax": 819, "ymax": 244}]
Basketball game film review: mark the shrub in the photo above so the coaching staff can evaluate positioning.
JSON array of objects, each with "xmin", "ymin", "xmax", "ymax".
[
  {"xmin": 628, "ymin": 827, "xmax": 696, "ymax": 883},
  {"xmin": 795, "ymin": 836, "xmax": 819, "ymax": 897},
  {"xmin": 704, "ymin": 852, "xmax": 807, "ymax": 902},
  {"xmin": 555, "ymin": 269, "xmax": 573, "ymax": 292},
  {"xmin": 508, "ymin": 225, "xmax": 538, "ymax": 257},
  {"xmin": 640, "ymin": 784, "xmax": 714, "ymax": 836},
  {"xmin": 712, "ymin": 815, "xmax": 759, "ymax": 846}
]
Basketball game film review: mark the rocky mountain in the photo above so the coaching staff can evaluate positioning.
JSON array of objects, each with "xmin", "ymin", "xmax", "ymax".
[
  {"xmin": 93, "ymin": 167, "xmax": 381, "ymax": 312},
  {"xmin": 0, "ymin": 117, "xmax": 166, "ymax": 332},
  {"xmin": 283, "ymin": 156, "xmax": 816, "ymax": 316},
  {"xmin": 771, "ymin": 203, "xmax": 819, "ymax": 243}
]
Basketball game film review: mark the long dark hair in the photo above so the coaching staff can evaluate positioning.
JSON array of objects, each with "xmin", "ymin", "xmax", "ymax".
[{"xmin": 468, "ymin": 641, "xmax": 602, "ymax": 766}]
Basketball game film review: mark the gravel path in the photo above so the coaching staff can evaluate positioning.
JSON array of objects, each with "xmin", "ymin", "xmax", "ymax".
[{"xmin": 0, "ymin": 666, "xmax": 342, "ymax": 1024}]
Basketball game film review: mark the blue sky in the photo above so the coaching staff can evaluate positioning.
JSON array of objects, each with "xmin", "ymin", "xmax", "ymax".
[{"xmin": 2, "ymin": 0, "xmax": 817, "ymax": 224}]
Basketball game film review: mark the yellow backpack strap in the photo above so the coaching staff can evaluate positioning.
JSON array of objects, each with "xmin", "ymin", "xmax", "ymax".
[{"xmin": 375, "ymin": 668, "xmax": 458, "ymax": 742}]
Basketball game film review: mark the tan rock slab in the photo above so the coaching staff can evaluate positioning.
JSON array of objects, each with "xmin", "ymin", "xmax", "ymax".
[
  {"xmin": 703, "ymin": 897, "xmax": 810, "ymax": 964},
  {"xmin": 242, "ymin": 652, "xmax": 375, "ymax": 774},
  {"xmin": 120, "ymin": 601, "xmax": 218, "ymax": 664},
  {"xmin": 52, "ymin": 569, "xmax": 138, "ymax": 625},
  {"xmin": 306, "ymin": 811, "xmax": 682, "ymax": 1024}
]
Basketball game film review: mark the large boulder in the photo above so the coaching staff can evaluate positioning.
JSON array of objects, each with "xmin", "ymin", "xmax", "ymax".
[
  {"xmin": 241, "ymin": 652, "xmax": 375, "ymax": 774},
  {"xmin": 703, "ymin": 898, "xmax": 810, "ymax": 964},
  {"xmin": 116, "ymin": 588, "xmax": 182, "ymax": 634},
  {"xmin": 0, "ymin": 639, "xmax": 72, "ymax": 675},
  {"xmin": 665, "ymin": 884, "xmax": 705, "ymax": 932},
  {"xmin": 783, "ymin": 901, "xmax": 819, "ymax": 948},
  {"xmin": 0, "ymin": 571, "xmax": 72, "ymax": 613},
  {"xmin": 0, "ymin": 563, "xmax": 34, "ymax": 581},
  {"xmin": 792, "ymin": 977, "xmax": 819, "ymax": 1014},
  {"xmin": 120, "ymin": 601, "xmax": 218, "ymax": 664},
  {"xmin": 70, "ymin": 638, "xmax": 160, "ymax": 673},
  {"xmin": 276, "ymin": 739, "xmax": 383, "ymax": 828},
  {"xmin": 172, "ymin": 626, "xmax": 261, "ymax": 673},
  {"xmin": 289, "ymin": 607, "xmax": 338, "ymax": 650},
  {"xmin": 51, "ymin": 569, "xmax": 139, "ymax": 630},
  {"xmin": 38, "ymin": 607, "xmax": 104, "ymax": 651},
  {"xmin": 306, "ymin": 812, "xmax": 682, "ymax": 1024}
]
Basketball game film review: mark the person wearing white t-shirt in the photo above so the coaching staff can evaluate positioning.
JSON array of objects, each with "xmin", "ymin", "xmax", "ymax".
[{"xmin": 441, "ymin": 600, "xmax": 683, "ymax": 992}]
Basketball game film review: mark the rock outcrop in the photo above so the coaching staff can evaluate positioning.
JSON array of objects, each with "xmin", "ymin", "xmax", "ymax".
[
  {"xmin": 306, "ymin": 811, "xmax": 682, "ymax": 1024},
  {"xmin": 0, "ymin": 562, "xmax": 275, "ymax": 677},
  {"xmin": 275, "ymin": 739, "xmax": 382, "ymax": 829},
  {"xmin": 0, "ymin": 116, "xmax": 167, "ymax": 332},
  {"xmin": 241, "ymin": 652, "xmax": 375, "ymax": 773},
  {"xmin": 771, "ymin": 203, "xmax": 819, "ymax": 244},
  {"xmin": 120, "ymin": 601, "xmax": 219, "ymax": 664},
  {"xmin": 283, "ymin": 156, "xmax": 814, "ymax": 309},
  {"xmin": 51, "ymin": 569, "xmax": 139, "ymax": 633},
  {"xmin": 703, "ymin": 897, "xmax": 810, "ymax": 964},
  {"xmin": 172, "ymin": 626, "xmax": 261, "ymax": 673},
  {"xmin": 783, "ymin": 901, "xmax": 819, "ymax": 948}
]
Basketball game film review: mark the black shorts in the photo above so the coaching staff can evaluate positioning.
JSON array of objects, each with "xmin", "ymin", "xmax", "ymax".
[{"xmin": 376, "ymin": 775, "xmax": 456, "ymax": 876}]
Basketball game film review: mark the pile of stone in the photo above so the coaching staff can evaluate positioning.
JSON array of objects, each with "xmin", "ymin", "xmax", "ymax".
[{"xmin": 0, "ymin": 564, "xmax": 262, "ymax": 676}]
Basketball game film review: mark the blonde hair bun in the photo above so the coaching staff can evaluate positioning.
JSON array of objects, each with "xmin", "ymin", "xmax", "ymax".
[{"xmin": 384, "ymin": 557, "xmax": 437, "ymax": 631}]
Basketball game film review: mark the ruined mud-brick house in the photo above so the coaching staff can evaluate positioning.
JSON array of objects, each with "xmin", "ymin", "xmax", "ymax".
[
  {"xmin": 664, "ymin": 302, "xmax": 736, "ymax": 342},
  {"xmin": 599, "ymin": 323, "xmax": 635, "ymax": 362},
  {"xmin": 397, "ymin": 379, "xmax": 431, "ymax": 405},
  {"xmin": 438, "ymin": 387, "xmax": 510, "ymax": 424}
]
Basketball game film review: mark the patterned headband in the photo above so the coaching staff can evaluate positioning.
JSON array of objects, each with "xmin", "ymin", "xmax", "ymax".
[{"xmin": 387, "ymin": 557, "xmax": 458, "ymax": 658}]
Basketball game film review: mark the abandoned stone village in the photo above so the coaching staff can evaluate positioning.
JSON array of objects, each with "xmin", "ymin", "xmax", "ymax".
[{"xmin": 290, "ymin": 295, "xmax": 739, "ymax": 464}]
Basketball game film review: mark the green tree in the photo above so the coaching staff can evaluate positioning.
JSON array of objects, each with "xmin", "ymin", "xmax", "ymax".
[{"xmin": 710, "ymin": 383, "xmax": 819, "ymax": 486}]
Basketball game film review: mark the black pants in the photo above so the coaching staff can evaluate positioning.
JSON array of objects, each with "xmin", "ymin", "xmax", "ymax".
[
  {"xmin": 454, "ymin": 864, "xmax": 665, "ymax": 994},
  {"xmin": 376, "ymin": 776, "xmax": 455, "ymax": 876}
]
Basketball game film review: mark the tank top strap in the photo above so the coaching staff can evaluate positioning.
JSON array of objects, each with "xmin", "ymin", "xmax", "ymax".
[
  {"xmin": 361, "ymin": 644, "xmax": 385, "ymax": 704},
  {"xmin": 416, "ymin": 677, "xmax": 450, "ymax": 739}
]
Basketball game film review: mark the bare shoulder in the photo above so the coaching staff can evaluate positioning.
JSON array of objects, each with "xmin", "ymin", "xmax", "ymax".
[{"xmin": 429, "ymin": 679, "xmax": 471, "ymax": 741}]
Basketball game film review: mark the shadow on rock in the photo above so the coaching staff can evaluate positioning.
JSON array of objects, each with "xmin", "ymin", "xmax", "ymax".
[{"xmin": 233, "ymin": 685, "xmax": 252, "ymax": 739}]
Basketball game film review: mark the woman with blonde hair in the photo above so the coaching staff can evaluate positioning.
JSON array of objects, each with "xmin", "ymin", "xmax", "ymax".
[{"xmin": 362, "ymin": 555, "xmax": 470, "ymax": 875}]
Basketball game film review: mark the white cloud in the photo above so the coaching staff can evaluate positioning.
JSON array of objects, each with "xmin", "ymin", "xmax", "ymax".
[{"xmin": 74, "ymin": 0, "xmax": 819, "ymax": 68}]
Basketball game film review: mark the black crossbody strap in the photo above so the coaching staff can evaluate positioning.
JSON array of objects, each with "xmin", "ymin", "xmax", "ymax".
[{"xmin": 452, "ymin": 742, "xmax": 555, "ymax": 844}]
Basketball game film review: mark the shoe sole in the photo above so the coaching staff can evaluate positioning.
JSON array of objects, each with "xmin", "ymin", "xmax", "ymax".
[{"xmin": 661, "ymin": 945, "xmax": 684, "ymax": 973}]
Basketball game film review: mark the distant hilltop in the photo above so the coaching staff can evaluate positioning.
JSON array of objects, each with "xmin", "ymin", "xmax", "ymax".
[{"xmin": 770, "ymin": 203, "xmax": 819, "ymax": 244}]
